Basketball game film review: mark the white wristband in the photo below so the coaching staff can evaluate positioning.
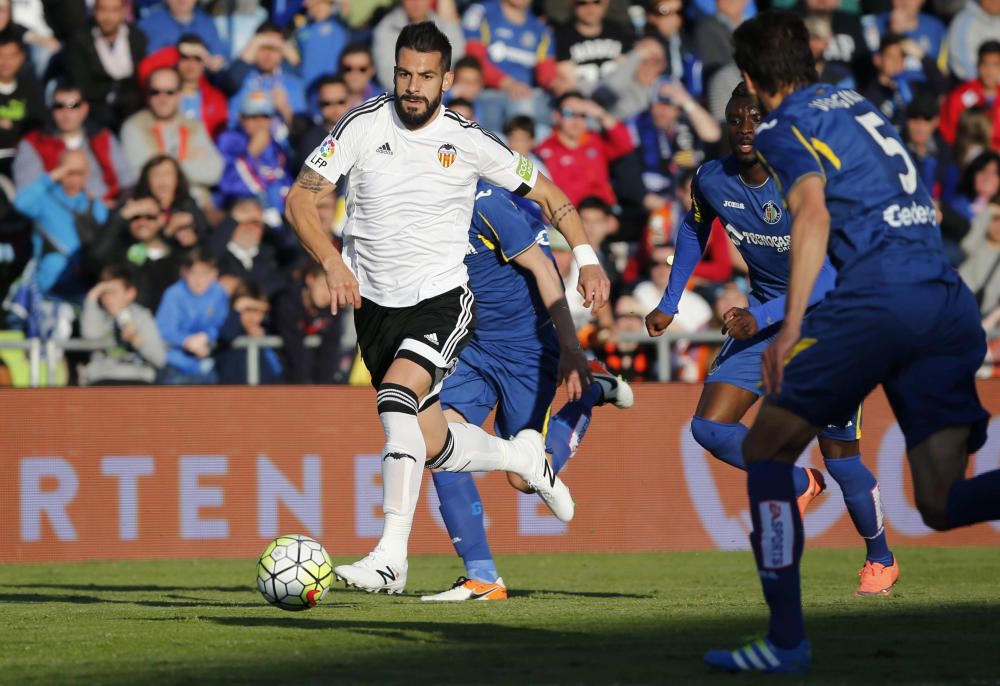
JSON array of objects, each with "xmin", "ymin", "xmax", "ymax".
[{"xmin": 573, "ymin": 244, "xmax": 600, "ymax": 268}]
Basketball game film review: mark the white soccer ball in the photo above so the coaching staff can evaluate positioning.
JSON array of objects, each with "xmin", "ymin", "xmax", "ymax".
[{"xmin": 256, "ymin": 534, "xmax": 333, "ymax": 611}]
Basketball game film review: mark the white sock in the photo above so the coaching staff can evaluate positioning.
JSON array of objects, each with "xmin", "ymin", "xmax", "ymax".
[
  {"xmin": 375, "ymin": 384, "xmax": 426, "ymax": 563},
  {"xmin": 427, "ymin": 422, "xmax": 532, "ymax": 475}
]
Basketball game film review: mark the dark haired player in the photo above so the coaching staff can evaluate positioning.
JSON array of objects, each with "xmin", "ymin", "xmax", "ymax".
[{"xmin": 703, "ymin": 10, "xmax": 1000, "ymax": 674}]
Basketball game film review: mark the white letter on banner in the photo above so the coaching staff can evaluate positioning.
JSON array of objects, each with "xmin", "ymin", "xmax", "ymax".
[
  {"xmin": 257, "ymin": 454, "xmax": 322, "ymax": 538},
  {"xmin": 20, "ymin": 458, "xmax": 79, "ymax": 541},
  {"xmin": 179, "ymin": 456, "xmax": 228, "ymax": 539},
  {"xmin": 101, "ymin": 456, "xmax": 155, "ymax": 540},
  {"xmin": 355, "ymin": 454, "xmax": 383, "ymax": 537}
]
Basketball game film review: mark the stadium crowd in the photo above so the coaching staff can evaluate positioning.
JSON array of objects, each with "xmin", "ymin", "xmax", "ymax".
[{"xmin": 0, "ymin": 0, "xmax": 998, "ymax": 385}]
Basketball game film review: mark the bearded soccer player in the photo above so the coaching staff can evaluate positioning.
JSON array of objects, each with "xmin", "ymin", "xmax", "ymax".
[
  {"xmin": 284, "ymin": 22, "xmax": 610, "ymax": 594},
  {"xmin": 701, "ymin": 11, "xmax": 1000, "ymax": 674}
]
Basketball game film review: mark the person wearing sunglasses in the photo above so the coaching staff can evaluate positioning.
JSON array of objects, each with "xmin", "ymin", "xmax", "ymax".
[
  {"xmin": 121, "ymin": 66, "xmax": 224, "ymax": 202},
  {"xmin": 15, "ymin": 78, "xmax": 135, "ymax": 205},
  {"xmin": 293, "ymin": 75, "xmax": 352, "ymax": 174},
  {"xmin": 338, "ymin": 43, "xmax": 380, "ymax": 107}
]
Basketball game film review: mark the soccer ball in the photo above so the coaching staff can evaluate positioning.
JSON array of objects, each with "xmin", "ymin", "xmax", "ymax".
[{"xmin": 256, "ymin": 534, "xmax": 333, "ymax": 611}]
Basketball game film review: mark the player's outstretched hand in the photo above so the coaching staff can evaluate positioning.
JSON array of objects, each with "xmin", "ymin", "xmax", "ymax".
[
  {"xmin": 645, "ymin": 309, "xmax": 673, "ymax": 337},
  {"xmin": 578, "ymin": 264, "xmax": 610, "ymax": 313},
  {"xmin": 559, "ymin": 346, "xmax": 593, "ymax": 401},
  {"xmin": 721, "ymin": 307, "xmax": 758, "ymax": 340},
  {"xmin": 324, "ymin": 262, "xmax": 362, "ymax": 315},
  {"xmin": 761, "ymin": 323, "xmax": 799, "ymax": 396}
]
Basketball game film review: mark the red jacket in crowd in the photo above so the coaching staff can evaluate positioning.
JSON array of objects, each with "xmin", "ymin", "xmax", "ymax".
[
  {"xmin": 536, "ymin": 123, "xmax": 635, "ymax": 207},
  {"xmin": 137, "ymin": 47, "xmax": 229, "ymax": 139},
  {"xmin": 939, "ymin": 79, "xmax": 1000, "ymax": 150},
  {"xmin": 22, "ymin": 129, "xmax": 122, "ymax": 201}
]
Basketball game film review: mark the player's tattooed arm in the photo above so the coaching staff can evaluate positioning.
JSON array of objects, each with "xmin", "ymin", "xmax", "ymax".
[{"xmin": 293, "ymin": 167, "xmax": 335, "ymax": 194}]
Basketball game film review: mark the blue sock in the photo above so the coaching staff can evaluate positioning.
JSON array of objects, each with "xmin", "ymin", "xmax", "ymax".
[
  {"xmin": 824, "ymin": 455, "xmax": 893, "ymax": 566},
  {"xmin": 747, "ymin": 460, "xmax": 806, "ymax": 650},
  {"xmin": 432, "ymin": 471, "xmax": 498, "ymax": 583},
  {"xmin": 946, "ymin": 469, "xmax": 1000, "ymax": 529},
  {"xmin": 691, "ymin": 417, "xmax": 812, "ymax": 497},
  {"xmin": 546, "ymin": 382, "xmax": 602, "ymax": 474}
]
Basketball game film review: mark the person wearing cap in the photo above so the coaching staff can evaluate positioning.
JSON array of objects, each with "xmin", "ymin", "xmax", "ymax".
[
  {"xmin": 215, "ymin": 91, "xmax": 292, "ymax": 228},
  {"xmin": 120, "ymin": 67, "xmax": 223, "ymax": 203},
  {"xmin": 137, "ymin": 34, "xmax": 229, "ymax": 140}
]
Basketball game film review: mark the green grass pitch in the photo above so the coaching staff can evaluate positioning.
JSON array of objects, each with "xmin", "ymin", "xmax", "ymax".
[{"xmin": 3, "ymin": 548, "xmax": 999, "ymax": 685}]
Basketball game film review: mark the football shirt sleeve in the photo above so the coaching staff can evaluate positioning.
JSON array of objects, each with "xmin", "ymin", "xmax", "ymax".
[
  {"xmin": 303, "ymin": 99, "xmax": 375, "ymax": 184},
  {"xmin": 478, "ymin": 134, "xmax": 539, "ymax": 196},
  {"xmin": 473, "ymin": 186, "xmax": 541, "ymax": 262},
  {"xmin": 754, "ymin": 118, "xmax": 826, "ymax": 197}
]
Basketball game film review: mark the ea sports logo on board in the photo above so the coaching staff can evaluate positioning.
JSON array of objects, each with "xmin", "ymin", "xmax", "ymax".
[{"xmin": 437, "ymin": 143, "xmax": 457, "ymax": 168}]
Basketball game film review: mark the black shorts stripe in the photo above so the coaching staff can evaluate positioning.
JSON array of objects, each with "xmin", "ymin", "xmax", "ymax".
[
  {"xmin": 331, "ymin": 93, "xmax": 394, "ymax": 139},
  {"xmin": 441, "ymin": 285, "xmax": 474, "ymax": 361}
]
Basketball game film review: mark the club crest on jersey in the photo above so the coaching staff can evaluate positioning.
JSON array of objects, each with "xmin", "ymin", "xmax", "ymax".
[
  {"xmin": 762, "ymin": 200, "xmax": 782, "ymax": 225},
  {"xmin": 437, "ymin": 143, "xmax": 457, "ymax": 168}
]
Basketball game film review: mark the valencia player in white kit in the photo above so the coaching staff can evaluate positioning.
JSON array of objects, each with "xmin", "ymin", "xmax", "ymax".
[{"xmin": 285, "ymin": 22, "xmax": 610, "ymax": 594}]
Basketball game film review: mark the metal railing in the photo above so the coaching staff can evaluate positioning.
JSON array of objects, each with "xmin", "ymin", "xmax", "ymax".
[{"xmin": 4, "ymin": 329, "xmax": 1000, "ymax": 387}]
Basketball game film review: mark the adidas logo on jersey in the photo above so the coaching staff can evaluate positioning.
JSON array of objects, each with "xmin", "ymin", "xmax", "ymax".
[
  {"xmin": 424, "ymin": 332, "xmax": 439, "ymax": 344},
  {"xmin": 376, "ymin": 142, "xmax": 392, "ymax": 155}
]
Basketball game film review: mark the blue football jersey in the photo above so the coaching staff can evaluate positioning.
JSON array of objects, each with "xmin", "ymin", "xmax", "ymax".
[
  {"xmin": 754, "ymin": 84, "xmax": 955, "ymax": 289},
  {"xmin": 659, "ymin": 155, "xmax": 837, "ymax": 329},
  {"xmin": 466, "ymin": 180, "xmax": 553, "ymax": 341}
]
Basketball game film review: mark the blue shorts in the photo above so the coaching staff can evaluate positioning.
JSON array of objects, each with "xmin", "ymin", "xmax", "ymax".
[
  {"xmin": 708, "ymin": 323, "xmax": 861, "ymax": 442},
  {"xmin": 773, "ymin": 279, "xmax": 989, "ymax": 452},
  {"xmin": 441, "ymin": 328, "xmax": 560, "ymax": 439}
]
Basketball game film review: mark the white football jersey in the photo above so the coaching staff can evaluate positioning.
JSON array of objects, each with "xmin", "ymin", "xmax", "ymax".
[{"xmin": 304, "ymin": 94, "xmax": 539, "ymax": 307}]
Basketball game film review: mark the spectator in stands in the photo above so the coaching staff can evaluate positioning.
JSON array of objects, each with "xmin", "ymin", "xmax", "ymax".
[
  {"xmin": 941, "ymin": 41, "xmax": 1000, "ymax": 152},
  {"xmin": 274, "ymin": 260, "xmax": 345, "ymax": 384},
  {"xmin": 293, "ymin": 74, "xmax": 350, "ymax": 173},
  {"xmin": 80, "ymin": 264, "xmax": 166, "ymax": 385},
  {"xmin": 631, "ymin": 243, "xmax": 712, "ymax": 332},
  {"xmin": 210, "ymin": 197, "xmax": 287, "ymax": 298},
  {"xmin": 536, "ymin": 91, "xmax": 634, "ymax": 208},
  {"xmin": 445, "ymin": 56, "xmax": 485, "ymax": 118},
  {"xmin": 601, "ymin": 38, "xmax": 669, "ymax": 121},
  {"xmin": 903, "ymin": 89, "xmax": 958, "ymax": 201},
  {"xmin": 862, "ymin": 32, "xmax": 948, "ymax": 130},
  {"xmin": 15, "ymin": 80, "xmax": 135, "ymax": 205},
  {"xmin": 959, "ymin": 202, "xmax": 1000, "ymax": 314},
  {"xmin": 585, "ymin": 293, "xmax": 658, "ymax": 382},
  {"xmin": 134, "ymin": 154, "xmax": 207, "ymax": 245},
  {"xmin": 216, "ymin": 92, "xmax": 292, "ymax": 228},
  {"xmin": 120, "ymin": 67, "xmax": 224, "ymax": 204},
  {"xmin": 296, "ymin": 0, "xmax": 350, "ymax": 93},
  {"xmin": 693, "ymin": 0, "xmax": 750, "ymax": 82},
  {"xmin": 156, "ymin": 247, "xmax": 229, "ymax": 385},
  {"xmin": 804, "ymin": 14, "xmax": 854, "ymax": 90},
  {"xmin": 943, "ymin": 150, "xmax": 1000, "ymax": 262},
  {"xmin": 946, "ymin": 0, "xmax": 1000, "ymax": 82},
  {"xmin": 0, "ymin": 35, "xmax": 42, "ymax": 181},
  {"xmin": 552, "ymin": 0, "xmax": 633, "ymax": 97},
  {"xmin": 86, "ymin": 194, "xmax": 183, "ymax": 311},
  {"xmin": 628, "ymin": 77, "xmax": 720, "ymax": 204},
  {"xmin": 952, "ymin": 106, "xmax": 994, "ymax": 168},
  {"xmin": 374, "ymin": 0, "xmax": 464, "ymax": 91},
  {"xmin": 873, "ymin": 0, "xmax": 948, "ymax": 84},
  {"xmin": 462, "ymin": 0, "xmax": 556, "ymax": 134},
  {"xmin": 339, "ymin": 44, "xmax": 380, "ymax": 107},
  {"xmin": 139, "ymin": 0, "xmax": 227, "ymax": 61},
  {"xmin": 139, "ymin": 34, "xmax": 229, "ymax": 140},
  {"xmin": 64, "ymin": 0, "xmax": 146, "ymax": 131},
  {"xmin": 577, "ymin": 195, "xmax": 626, "ymax": 289},
  {"xmin": 642, "ymin": 0, "xmax": 703, "ymax": 99},
  {"xmin": 14, "ymin": 149, "xmax": 109, "ymax": 299},
  {"xmin": 226, "ymin": 23, "xmax": 307, "ymax": 133},
  {"xmin": 215, "ymin": 280, "xmax": 284, "ymax": 385},
  {"xmin": 446, "ymin": 96, "xmax": 474, "ymax": 120},
  {"xmin": 0, "ymin": 0, "xmax": 27, "ymax": 46},
  {"xmin": 799, "ymin": 0, "xmax": 873, "ymax": 87}
]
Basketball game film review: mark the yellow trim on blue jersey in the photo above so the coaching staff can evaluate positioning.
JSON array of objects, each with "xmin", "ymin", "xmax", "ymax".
[
  {"xmin": 541, "ymin": 404, "xmax": 552, "ymax": 441},
  {"xmin": 756, "ymin": 150, "xmax": 783, "ymax": 193},
  {"xmin": 782, "ymin": 337, "xmax": 817, "ymax": 368},
  {"xmin": 537, "ymin": 32, "xmax": 550, "ymax": 61},
  {"xmin": 809, "ymin": 137, "xmax": 842, "ymax": 170},
  {"xmin": 937, "ymin": 42, "xmax": 949, "ymax": 75},
  {"xmin": 854, "ymin": 404, "xmax": 863, "ymax": 440},
  {"xmin": 790, "ymin": 126, "xmax": 825, "ymax": 180},
  {"xmin": 477, "ymin": 212, "xmax": 535, "ymax": 264},
  {"xmin": 691, "ymin": 187, "xmax": 703, "ymax": 223}
]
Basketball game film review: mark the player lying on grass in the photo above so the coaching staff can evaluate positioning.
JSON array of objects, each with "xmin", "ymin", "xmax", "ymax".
[
  {"xmin": 285, "ymin": 22, "xmax": 611, "ymax": 595},
  {"xmin": 646, "ymin": 82, "xmax": 898, "ymax": 599},
  {"xmin": 698, "ymin": 11, "xmax": 1000, "ymax": 674},
  {"xmin": 421, "ymin": 181, "xmax": 634, "ymax": 602}
]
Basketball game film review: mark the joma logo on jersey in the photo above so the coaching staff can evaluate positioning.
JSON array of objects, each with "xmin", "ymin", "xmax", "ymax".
[
  {"xmin": 762, "ymin": 200, "xmax": 782, "ymax": 225},
  {"xmin": 723, "ymin": 200, "xmax": 745, "ymax": 209},
  {"xmin": 438, "ymin": 143, "xmax": 457, "ymax": 168}
]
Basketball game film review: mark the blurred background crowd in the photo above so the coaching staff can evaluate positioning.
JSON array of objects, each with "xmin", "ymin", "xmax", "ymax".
[{"xmin": 0, "ymin": 0, "xmax": 999, "ymax": 386}]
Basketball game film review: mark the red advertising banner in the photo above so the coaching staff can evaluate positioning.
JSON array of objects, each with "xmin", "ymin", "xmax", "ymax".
[{"xmin": 2, "ymin": 382, "xmax": 999, "ymax": 563}]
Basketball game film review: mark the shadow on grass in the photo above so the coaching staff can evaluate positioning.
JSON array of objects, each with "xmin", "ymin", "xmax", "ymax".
[
  {"xmin": 510, "ymin": 588, "xmax": 655, "ymax": 600},
  {"xmin": 2, "ymin": 583, "xmax": 249, "ymax": 593},
  {"xmin": 0, "ymin": 592, "xmax": 261, "ymax": 609}
]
